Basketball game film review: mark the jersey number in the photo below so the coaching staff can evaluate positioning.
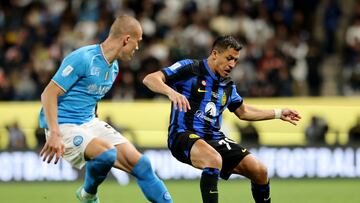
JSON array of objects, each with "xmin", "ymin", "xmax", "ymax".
[{"xmin": 218, "ymin": 138, "xmax": 236, "ymax": 150}]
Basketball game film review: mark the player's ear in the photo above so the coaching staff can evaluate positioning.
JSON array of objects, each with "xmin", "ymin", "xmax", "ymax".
[
  {"xmin": 123, "ymin": 35, "xmax": 131, "ymax": 46},
  {"xmin": 211, "ymin": 50, "xmax": 218, "ymax": 60}
]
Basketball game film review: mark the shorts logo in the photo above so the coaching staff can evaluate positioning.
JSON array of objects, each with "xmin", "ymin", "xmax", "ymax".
[
  {"xmin": 189, "ymin": 134, "xmax": 200, "ymax": 139},
  {"xmin": 73, "ymin": 135, "xmax": 83, "ymax": 146}
]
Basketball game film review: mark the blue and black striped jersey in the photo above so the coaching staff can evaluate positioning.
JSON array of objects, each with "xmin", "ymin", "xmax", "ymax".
[{"xmin": 161, "ymin": 59, "xmax": 243, "ymax": 140}]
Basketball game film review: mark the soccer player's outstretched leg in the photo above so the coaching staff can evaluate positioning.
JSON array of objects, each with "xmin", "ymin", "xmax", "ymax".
[
  {"xmin": 143, "ymin": 35, "xmax": 301, "ymax": 202},
  {"xmin": 39, "ymin": 15, "xmax": 172, "ymax": 203}
]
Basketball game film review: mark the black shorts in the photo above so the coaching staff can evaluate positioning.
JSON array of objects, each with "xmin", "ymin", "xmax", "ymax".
[{"xmin": 168, "ymin": 132, "xmax": 250, "ymax": 180}]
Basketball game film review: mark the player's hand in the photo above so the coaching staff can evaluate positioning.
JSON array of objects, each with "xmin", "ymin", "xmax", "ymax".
[
  {"xmin": 280, "ymin": 108, "xmax": 301, "ymax": 125},
  {"xmin": 168, "ymin": 90, "xmax": 191, "ymax": 112},
  {"xmin": 40, "ymin": 130, "xmax": 65, "ymax": 164}
]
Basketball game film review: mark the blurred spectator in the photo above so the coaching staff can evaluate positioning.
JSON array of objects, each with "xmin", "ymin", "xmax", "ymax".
[
  {"xmin": 236, "ymin": 122, "xmax": 260, "ymax": 146},
  {"xmin": 282, "ymin": 33, "xmax": 309, "ymax": 95},
  {"xmin": 348, "ymin": 116, "xmax": 360, "ymax": 143},
  {"xmin": 104, "ymin": 116, "xmax": 138, "ymax": 146},
  {"xmin": 344, "ymin": 16, "xmax": 360, "ymax": 68},
  {"xmin": 34, "ymin": 124, "xmax": 46, "ymax": 149},
  {"xmin": 5, "ymin": 122, "xmax": 27, "ymax": 149},
  {"xmin": 306, "ymin": 40, "xmax": 323, "ymax": 96},
  {"xmin": 112, "ymin": 69, "xmax": 136, "ymax": 100},
  {"xmin": 323, "ymin": 0, "xmax": 341, "ymax": 54},
  {"xmin": 0, "ymin": 0, "xmax": 359, "ymax": 98},
  {"xmin": 305, "ymin": 116, "xmax": 329, "ymax": 145},
  {"xmin": 343, "ymin": 6, "xmax": 360, "ymax": 95}
]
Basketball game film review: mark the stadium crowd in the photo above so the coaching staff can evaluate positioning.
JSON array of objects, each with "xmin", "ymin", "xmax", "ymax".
[{"xmin": 0, "ymin": 0, "xmax": 359, "ymax": 101}]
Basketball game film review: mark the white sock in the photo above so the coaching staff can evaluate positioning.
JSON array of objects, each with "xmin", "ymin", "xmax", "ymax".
[{"xmin": 81, "ymin": 188, "xmax": 96, "ymax": 199}]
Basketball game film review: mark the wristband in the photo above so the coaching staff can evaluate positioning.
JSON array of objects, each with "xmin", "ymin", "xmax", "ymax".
[{"xmin": 274, "ymin": 109, "xmax": 282, "ymax": 119}]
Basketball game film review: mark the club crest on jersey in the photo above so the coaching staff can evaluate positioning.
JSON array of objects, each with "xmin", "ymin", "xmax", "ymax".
[
  {"xmin": 201, "ymin": 80, "xmax": 206, "ymax": 86},
  {"xmin": 221, "ymin": 93, "xmax": 227, "ymax": 106},
  {"xmin": 62, "ymin": 65, "xmax": 74, "ymax": 77},
  {"xmin": 73, "ymin": 135, "xmax": 83, "ymax": 146},
  {"xmin": 205, "ymin": 102, "xmax": 217, "ymax": 117}
]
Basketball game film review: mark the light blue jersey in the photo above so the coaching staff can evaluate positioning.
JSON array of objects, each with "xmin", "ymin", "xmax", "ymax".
[{"xmin": 39, "ymin": 44, "xmax": 118, "ymax": 128}]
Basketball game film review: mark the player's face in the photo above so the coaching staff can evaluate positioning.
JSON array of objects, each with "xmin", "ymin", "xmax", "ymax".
[
  {"xmin": 119, "ymin": 28, "xmax": 143, "ymax": 61},
  {"xmin": 214, "ymin": 48, "xmax": 240, "ymax": 77}
]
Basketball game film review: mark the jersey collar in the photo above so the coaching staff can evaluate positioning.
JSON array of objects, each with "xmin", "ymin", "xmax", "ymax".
[{"xmin": 99, "ymin": 44, "xmax": 111, "ymax": 66}]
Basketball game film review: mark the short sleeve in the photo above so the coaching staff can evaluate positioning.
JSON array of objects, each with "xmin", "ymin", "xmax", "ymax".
[
  {"xmin": 227, "ymin": 84, "xmax": 243, "ymax": 112},
  {"xmin": 52, "ymin": 52, "xmax": 86, "ymax": 92},
  {"xmin": 161, "ymin": 59, "xmax": 194, "ymax": 85}
]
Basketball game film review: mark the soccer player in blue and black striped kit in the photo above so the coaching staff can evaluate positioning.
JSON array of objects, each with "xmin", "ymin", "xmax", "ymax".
[
  {"xmin": 39, "ymin": 15, "xmax": 172, "ymax": 203},
  {"xmin": 143, "ymin": 36, "xmax": 301, "ymax": 203}
]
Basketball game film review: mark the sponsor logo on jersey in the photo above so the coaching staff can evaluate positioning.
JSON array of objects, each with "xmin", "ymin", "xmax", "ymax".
[
  {"xmin": 205, "ymin": 102, "xmax": 217, "ymax": 117},
  {"xmin": 87, "ymin": 84, "xmax": 111, "ymax": 95},
  {"xmin": 195, "ymin": 112, "xmax": 216, "ymax": 124}
]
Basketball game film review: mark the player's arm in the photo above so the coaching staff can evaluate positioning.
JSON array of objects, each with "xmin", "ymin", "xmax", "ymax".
[
  {"xmin": 143, "ymin": 71, "xmax": 190, "ymax": 112},
  {"xmin": 234, "ymin": 104, "xmax": 301, "ymax": 125},
  {"xmin": 39, "ymin": 53, "xmax": 84, "ymax": 164},
  {"xmin": 40, "ymin": 81, "xmax": 66, "ymax": 164}
]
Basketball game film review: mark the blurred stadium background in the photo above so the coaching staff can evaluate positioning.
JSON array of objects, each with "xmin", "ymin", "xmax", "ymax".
[{"xmin": 0, "ymin": 0, "xmax": 360, "ymax": 202}]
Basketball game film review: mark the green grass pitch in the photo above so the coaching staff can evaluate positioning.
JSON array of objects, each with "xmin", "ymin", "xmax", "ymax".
[{"xmin": 0, "ymin": 179, "xmax": 359, "ymax": 203}]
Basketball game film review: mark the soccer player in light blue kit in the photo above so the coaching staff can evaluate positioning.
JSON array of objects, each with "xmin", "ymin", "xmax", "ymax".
[{"xmin": 39, "ymin": 15, "xmax": 173, "ymax": 203}]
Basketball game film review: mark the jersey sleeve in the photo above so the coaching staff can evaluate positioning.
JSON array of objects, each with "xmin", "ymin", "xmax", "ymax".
[
  {"xmin": 227, "ymin": 84, "xmax": 243, "ymax": 112},
  {"xmin": 52, "ymin": 52, "xmax": 87, "ymax": 92},
  {"xmin": 161, "ymin": 59, "xmax": 194, "ymax": 85}
]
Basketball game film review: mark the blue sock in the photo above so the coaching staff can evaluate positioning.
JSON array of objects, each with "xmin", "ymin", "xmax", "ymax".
[
  {"xmin": 131, "ymin": 155, "xmax": 173, "ymax": 203},
  {"xmin": 84, "ymin": 148, "xmax": 117, "ymax": 194},
  {"xmin": 251, "ymin": 181, "xmax": 271, "ymax": 203}
]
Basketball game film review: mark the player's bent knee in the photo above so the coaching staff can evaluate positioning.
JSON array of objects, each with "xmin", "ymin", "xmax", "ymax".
[
  {"xmin": 252, "ymin": 163, "xmax": 268, "ymax": 184},
  {"xmin": 201, "ymin": 152, "xmax": 222, "ymax": 169},
  {"xmin": 95, "ymin": 148, "xmax": 117, "ymax": 167},
  {"xmin": 211, "ymin": 153, "xmax": 222, "ymax": 168},
  {"xmin": 85, "ymin": 138, "xmax": 115, "ymax": 160}
]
